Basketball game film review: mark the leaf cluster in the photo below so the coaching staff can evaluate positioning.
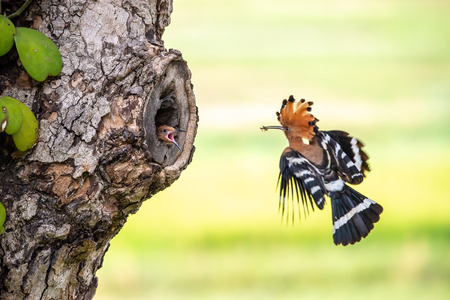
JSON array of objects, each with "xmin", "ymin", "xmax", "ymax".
[
  {"xmin": 0, "ymin": 3, "xmax": 62, "ymax": 235},
  {"xmin": 0, "ymin": 95, "xmax": 39, "ymax": 152},
  {"xmin": 0, "ymin": 14, "xmax": 62, "ymax": 81}
]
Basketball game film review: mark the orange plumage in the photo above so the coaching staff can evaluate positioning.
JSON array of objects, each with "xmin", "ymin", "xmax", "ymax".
[
  {"xmin": 261, "ymin": 95, "xmax": 383, "ymax": 246},
  {"xmin": 276, "ymin": 96, "xmax": 318, "ymax": 142}
]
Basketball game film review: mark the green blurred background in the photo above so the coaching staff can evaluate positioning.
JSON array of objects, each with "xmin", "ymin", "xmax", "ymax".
[{"xmin": 96, "ymin": 0, "xmax": 450, "ymax": 299}]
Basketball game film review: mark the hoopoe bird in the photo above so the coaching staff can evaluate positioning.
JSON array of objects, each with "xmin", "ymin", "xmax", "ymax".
[
  {"xmin": 261, "ymin": 96, "xmax": 383, "ymax": 246},
  {"xmin": 156, "ymin": 125, "xmax": 185, "ymax": 151}
]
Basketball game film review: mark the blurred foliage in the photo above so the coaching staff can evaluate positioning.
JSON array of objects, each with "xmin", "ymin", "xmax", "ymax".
[
  {"xmin": 96, "ymin": 0, "xmax": 450, "ymax": 299},
  {"xmin": 0, "ymin": 202, "xmax": 6, "ymax": 235}
]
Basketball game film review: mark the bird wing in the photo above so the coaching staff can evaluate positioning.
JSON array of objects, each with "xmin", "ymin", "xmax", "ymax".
[
  {"xmin": 278, "ymin": 148, "xmax": 327, "ymax": 221},
  {"xmin": 319, "ymin": 131, "xmax": 368, "ymax": 185}
]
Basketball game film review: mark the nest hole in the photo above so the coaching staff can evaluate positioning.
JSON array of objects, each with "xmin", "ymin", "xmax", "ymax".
[
  {"xmin": 154, "ymin": 89, "xmax": 180, "ymax": 128},
  {"xmin": 143, "ymin": 59, "xmax": 192, "ymax": 165}
]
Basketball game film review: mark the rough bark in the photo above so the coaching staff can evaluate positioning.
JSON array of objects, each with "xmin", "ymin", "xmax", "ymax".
[{"xmin": 0, "ymin": 0, "xmax": 198, "ymax": 299}]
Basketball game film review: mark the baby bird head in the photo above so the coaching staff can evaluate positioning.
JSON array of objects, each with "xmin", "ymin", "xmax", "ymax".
[{"xmin": 156, "ymin": 125, "xmax": 185, "ymax": 151}]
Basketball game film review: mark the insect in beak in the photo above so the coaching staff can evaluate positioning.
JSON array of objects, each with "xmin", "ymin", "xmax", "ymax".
[{"xmin": 260, "ymin": 125, "xmax": 285, "ymax": 131}]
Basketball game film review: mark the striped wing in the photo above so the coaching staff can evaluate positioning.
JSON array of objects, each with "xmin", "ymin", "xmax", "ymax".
[
  {"xmin": 278, "ymin": 149, "xmax": 327, "ymax": 220},
  {"xmin": 320, "ymin": 131, "xmax": 368, "ymax": 185}
]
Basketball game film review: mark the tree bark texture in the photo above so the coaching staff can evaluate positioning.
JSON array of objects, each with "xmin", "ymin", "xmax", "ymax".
[{"xmin": 0, "ymin": 0, "xmax": 198, "ymax": 299}]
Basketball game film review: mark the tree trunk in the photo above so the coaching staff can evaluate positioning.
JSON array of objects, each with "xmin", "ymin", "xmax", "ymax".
[{"xmin": 0, "ymin": 0, "xmax": 198, "ymax": 299}]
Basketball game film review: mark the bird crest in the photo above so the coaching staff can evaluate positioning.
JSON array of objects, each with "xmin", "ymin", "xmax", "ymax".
[{"xmin": 276, "ymin": 95, "xmax": 319, "ymax": 142}]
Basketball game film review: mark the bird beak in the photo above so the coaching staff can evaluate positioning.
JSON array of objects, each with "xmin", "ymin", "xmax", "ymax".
[
  {"xmin": 260, "ymin": 125, "xmax": 285, "ymax": 131},
  {"xmin": 171, "ymin": 140, "xmax": 182, "ymax": 151},
  {"xmin": 167, "ymin": 128, "xmax": 185, "ymax": 151}
]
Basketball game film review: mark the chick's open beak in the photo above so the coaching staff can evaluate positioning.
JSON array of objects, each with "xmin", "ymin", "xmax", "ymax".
[{"xmin": 167, "ymin": 128, "xmax": 185, "ymax": 151}]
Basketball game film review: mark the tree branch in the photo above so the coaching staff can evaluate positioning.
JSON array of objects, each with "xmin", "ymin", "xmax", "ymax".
[{"xmin": 7, "ymin": 0, "xmax": 34, "ymax": 19}]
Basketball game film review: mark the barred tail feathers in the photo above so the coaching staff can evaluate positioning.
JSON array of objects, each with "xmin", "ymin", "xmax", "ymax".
[{"xmin": 330, "ymin": 184, "xmax": 383, "ymax": 246}]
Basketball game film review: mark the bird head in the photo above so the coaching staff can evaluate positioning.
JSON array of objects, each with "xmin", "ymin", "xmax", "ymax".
[
  {"xmin": 156, "ymin": 125, "xmax": 185, "ymax": 151},
  {"xmin": 261, "ymin": 95, "xmax": 319, "ymax": 143}
]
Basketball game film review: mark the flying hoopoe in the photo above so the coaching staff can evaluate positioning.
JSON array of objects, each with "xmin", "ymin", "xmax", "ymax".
[
  {"xmin": 156, "ymin": 125, "xmax": 185, "ymax": 151},
  {"xmin": 261, "ymin": 96, "xmax": 383, "ymax": 246}
]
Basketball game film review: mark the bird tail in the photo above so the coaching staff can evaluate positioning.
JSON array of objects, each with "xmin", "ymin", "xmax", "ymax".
[{"xmin": 330, "ymin": 184, "xmax": 383, "ymax": 246}]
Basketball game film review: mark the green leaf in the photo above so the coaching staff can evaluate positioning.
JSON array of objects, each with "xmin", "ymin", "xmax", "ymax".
[
  {"xmin": 12, "ymin": 101, "xmax": 39, "ymax": 152},
  {"xmin": 0, "ymin": 202, "xmax": 5, "ymax": 235},
  {"xmin": 0, "ymin": 96, "xmax": 24, "ymax": 135},
  {"xmin": 0, "ymin": 15, "xmax": 16, "ymax": 56},
  {"xmin": 14, "ymin": 27, "xmax": 62, "ymax": 82}
]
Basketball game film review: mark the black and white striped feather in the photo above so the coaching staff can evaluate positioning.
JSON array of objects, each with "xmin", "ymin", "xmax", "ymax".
[
  {"xmin": 278, "ymin": 150, "xmax": 326, "ymax": 221},
  {"xmin": 278, "ymin": 131, "xmax": 383, "ymax": 245}
]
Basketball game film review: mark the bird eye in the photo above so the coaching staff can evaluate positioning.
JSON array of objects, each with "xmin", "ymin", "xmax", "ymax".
[
  {"xmin": 285, "ymin": 127, "xmax": 289, "ymax": 131},
  {"xmin": 162, "ymin": 129, "xmax": 167, "ymax": 133}
]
